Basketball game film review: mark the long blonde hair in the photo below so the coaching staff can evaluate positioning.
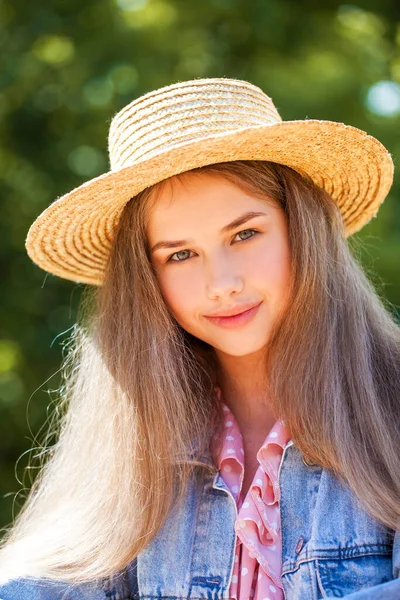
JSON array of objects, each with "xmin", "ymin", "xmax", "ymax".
[{"xmin": 0, "ymin": 160, "xmax": 399, "ymax": 585}]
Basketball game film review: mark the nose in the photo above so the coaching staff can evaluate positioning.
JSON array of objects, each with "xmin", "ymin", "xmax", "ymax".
[{"xmin": 205, "ymin": 252, "xmax": 244, "ymax": 300}]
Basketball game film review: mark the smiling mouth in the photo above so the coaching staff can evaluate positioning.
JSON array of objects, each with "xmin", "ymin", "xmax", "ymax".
[
  {"xmin": 204, "ymin": 301, "xmax": 262, "ymax": 318},
  {"xmin": 204, "ymin": 301, "xmax": 262, "ymax": 328}
]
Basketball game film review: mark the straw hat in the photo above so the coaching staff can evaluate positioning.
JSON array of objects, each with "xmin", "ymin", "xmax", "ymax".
[{"xmin": 25, "ymin": 77, "xmax": 394, "ymax": 286}]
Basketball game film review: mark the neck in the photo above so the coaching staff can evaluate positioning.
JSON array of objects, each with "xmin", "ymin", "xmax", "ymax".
[{"xmin": 215, "ymin": 348, "xmax": 279, "ymax": 437}]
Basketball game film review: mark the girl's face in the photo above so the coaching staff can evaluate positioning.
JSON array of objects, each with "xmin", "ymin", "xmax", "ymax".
[{"xmin": 147, "ymin": 172, "xmax": 292, "ymax": 357}]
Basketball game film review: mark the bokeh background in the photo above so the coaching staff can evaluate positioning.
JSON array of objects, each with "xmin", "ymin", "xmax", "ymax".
[{"xmin": 1, "ymin": 0, "xmax": 400, "ymax": 530}]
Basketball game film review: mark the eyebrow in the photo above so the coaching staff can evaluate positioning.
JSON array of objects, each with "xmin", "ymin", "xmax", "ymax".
[{"xmin": 150, "ymin": 211, "xmax": 267, "ymax": 253}]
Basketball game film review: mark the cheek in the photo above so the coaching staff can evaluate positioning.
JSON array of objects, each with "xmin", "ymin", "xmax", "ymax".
[
  {"xmin": 250, "ymin": 241, "xmax": 291, "ymax": 299},
  {"xmin": 157, "ymin": 268, "xmax": 200, "ymax": 324}
]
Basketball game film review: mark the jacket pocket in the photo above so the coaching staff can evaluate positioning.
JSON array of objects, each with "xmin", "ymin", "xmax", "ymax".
[{"xmin": 315, "ymin": 554, "xmax": 393, "ymax": 598}]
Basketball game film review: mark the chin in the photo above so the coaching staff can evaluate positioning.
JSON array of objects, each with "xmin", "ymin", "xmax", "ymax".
[{"xmin": 212, "ymin": 339, "xmax": 269, "ymax": 357}]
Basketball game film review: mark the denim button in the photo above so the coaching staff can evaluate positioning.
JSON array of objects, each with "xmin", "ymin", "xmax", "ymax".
[{"xmin": 295, "ymin": 536, "xmax": 304, "ymax": 554}]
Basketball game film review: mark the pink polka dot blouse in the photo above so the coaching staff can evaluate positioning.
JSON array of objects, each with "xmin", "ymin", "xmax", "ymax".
[{"xmin": 211, "ymin": 388, "xmax": 292, "ymax": 600}]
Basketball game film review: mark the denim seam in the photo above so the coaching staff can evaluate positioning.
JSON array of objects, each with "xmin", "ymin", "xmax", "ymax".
[{"xmin": 314, "ymin": 560, "xmax": 328, "ymax": 599}]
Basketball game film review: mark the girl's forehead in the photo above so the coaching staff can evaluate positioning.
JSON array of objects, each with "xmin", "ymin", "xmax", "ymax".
[{"xmin": 147, "ymin": 170, "xmax": 275, "ymax": 217}]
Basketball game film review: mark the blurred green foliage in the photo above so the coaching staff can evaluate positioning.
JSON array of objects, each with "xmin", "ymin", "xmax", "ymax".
[{"xmin": 1, "ymin": 0, "xmax": 400, "ymax": 530}]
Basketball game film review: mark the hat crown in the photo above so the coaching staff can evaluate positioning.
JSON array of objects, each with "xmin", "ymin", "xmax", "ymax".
[{"xmin": 108, "ymin": 78, "xmax": 282, "ymax": 171}]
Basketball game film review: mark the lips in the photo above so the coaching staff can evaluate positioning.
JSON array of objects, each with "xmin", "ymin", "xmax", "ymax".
[
  {"xmin": 204, "ymin": 301, "xmax": 262, "ymax": 329},
  {"xmin": 204, "ymin": 301, "xmax": 262, "ymax": 318}
]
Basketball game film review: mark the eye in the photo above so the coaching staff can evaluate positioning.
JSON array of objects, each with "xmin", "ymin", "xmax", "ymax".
[
  {"xmin": 234, "ymin": 228, "xmax": 258, "ymax": 242},
  {"xmin": 167, "ymin": 249, "xmax": 194, "ymax": 263}
]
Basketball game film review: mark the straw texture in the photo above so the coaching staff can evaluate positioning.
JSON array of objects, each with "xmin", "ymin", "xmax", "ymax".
[{"xmin": 25, "ymin": 78, "xmax": 394, "ymax": 285}]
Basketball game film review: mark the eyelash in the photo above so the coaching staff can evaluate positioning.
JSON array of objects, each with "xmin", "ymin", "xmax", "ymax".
[{"xmin": 166, "ymin": 229, "xmax": 259, "ymax": 263}]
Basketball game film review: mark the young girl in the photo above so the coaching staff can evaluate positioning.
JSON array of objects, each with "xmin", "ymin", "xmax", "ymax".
[{"xmin": 0, "ymin": 78, "xmax": 399, "ymax": 600}]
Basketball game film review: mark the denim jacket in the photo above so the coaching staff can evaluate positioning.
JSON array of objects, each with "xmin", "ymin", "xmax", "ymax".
[{"xmin": 1, "ymin": 441, "xmax": 399, "ymax": 599}]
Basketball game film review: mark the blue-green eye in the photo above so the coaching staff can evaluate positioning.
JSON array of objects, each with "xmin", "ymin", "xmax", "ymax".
[
  {"xmin": 235, "ymin": 229, "xmax": 257, "ymax": 241},
  {"xmin": 168, "ymin": 249, "xmax": 193, "ymax": 263}
]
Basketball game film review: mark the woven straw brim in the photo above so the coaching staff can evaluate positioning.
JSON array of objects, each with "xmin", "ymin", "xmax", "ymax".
[{"xmin": 25, "ymin": 119, "xmax": 394, "ymax": 285}]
